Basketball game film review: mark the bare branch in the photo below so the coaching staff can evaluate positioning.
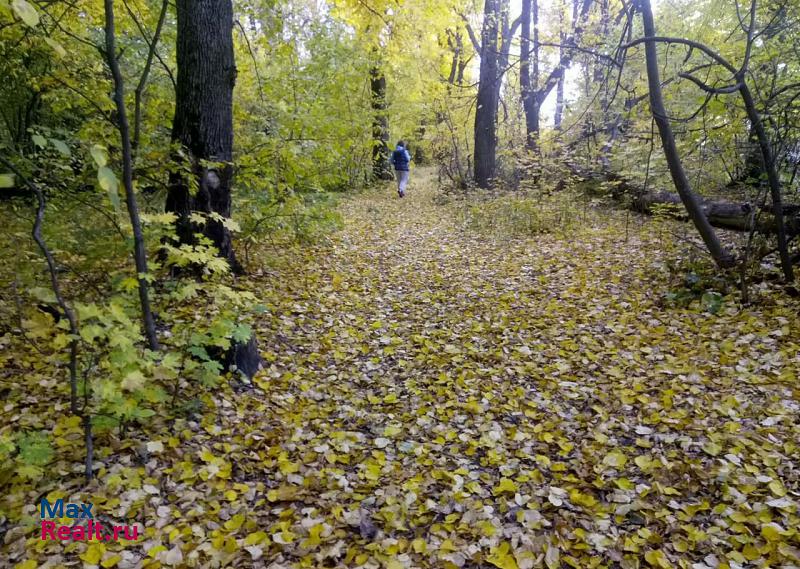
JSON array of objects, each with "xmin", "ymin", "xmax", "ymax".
[{"xmin": 678, "ymin": 72, "xmax": 742, "ymax": 94}]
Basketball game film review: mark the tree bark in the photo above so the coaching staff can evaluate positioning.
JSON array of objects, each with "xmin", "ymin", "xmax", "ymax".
[
  {"xmin": 554, "ymin": 51, "xmax": 565, "ymax": 129},
  {"xmin": 568, "ymin": 163, "xmax": 800, "ymax": 235},
  {"xmin": 638, "ymin": 0, "xmax": 735, "ymax": 268},
  {"xmin": 473, "ymin": 0, "xmax": 501, "ymax": 188},
  {"xmin": 520, "ymin": 0, "xmax": 540, "ymax": 150},
  {"xmin": 167, "ymin": 0, "xmax": 241, "ymax": 274},
  {"xmin": 104, "ymin": 0, "xmax": 160, "ymax": 351},
  {"xmin": 740, "ymin": 83, "xmax": 794, "ymax": 281},
  {"xmin": 370, "ymin": 66, "xmax": 393, "ymax": 181},
  {"xmin": 633, "ymin": 191, "xmax": 799, "ymax": 234}
]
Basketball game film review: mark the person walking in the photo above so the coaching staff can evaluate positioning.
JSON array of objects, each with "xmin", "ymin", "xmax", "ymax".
[{"xmin": 390, "ymin": 140, "xmax": 412, "ymax": 198}]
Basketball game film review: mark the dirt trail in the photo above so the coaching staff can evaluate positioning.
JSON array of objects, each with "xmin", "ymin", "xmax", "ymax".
[{"xmin": 222, "ymin": 167, "xmax": 800, "ymax": 567}]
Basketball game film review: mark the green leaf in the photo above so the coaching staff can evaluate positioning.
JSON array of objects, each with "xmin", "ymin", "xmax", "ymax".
[
  {"xmin": 701, "ymin": 291, "xmax": 723, "ymax": 314},
  {"xmin": 98, "ymin": 166, "xmax": 120, "ymax": 211},
  {"xmin": 11, "ymin": 0, "xmax": 38, "ymax": 27},
  {"xmin": 29, "ymin": 287, "xmax": 56, "ymax": 303},
  {"xmin": 17, "ymin": 432, "xmax": 53, "ymax": 466},
  {"xmin": 90, "ymin": 144, "xmax": 108, "ymax": 167},
  {"xmin": 49, "ymin": 138, "xmax": 70, "ymax": 156},
  {"xmin": 232, "ymin": 323, "xmax": 252, "ymax": 344},
  {"xmin": 0, "ymin": 173, "xmax": 15, "ymax": 188},
  {"xmin": 31, "ymin": 134, "xmax": 47, "ymax": 148},
  {"xmin": 44, "ymin": 37, "xmax": 67, "ymax": 58}
]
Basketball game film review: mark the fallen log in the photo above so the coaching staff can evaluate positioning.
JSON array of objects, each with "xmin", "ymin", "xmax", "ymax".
[
  {"xmin": 569, "ymin": 164, "xmax": 800, "ymax": 234},
  {"xmin": 634, "ymin": 191, "xmax": 800, "ymax": 234}
]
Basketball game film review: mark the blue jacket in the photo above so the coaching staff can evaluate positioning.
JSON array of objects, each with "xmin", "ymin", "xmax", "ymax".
[{"xmin": 391, "ymin": 146, "xmax": 411, "ymax": 171}]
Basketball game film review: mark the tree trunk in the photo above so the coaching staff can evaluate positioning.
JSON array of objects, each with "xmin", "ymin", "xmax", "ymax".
[
  {"xmin": 167, "ymin": 0, "xmax": 261, "ymax": 379},
  {"xmin": 474, "ymin": 0, "xmax": 501, "ymax": 188},
  {"xmin": 105, "ymin": 0, "xmax": 160, "ymax": 351},
  {"xmin": 520, "ymin": 0, "xmax": 540, "ymax": 150},
  {"xmin": 370, "ymin": 66, "xmax": 393, "ymax": 181},
  {"xmin": 447, "ymin": 30, "xmax": 462, "ymax": 85},
  {"xmin": 167, "ymin": 0, "xmax": 241, "ymax": 273},
  {"xmin": 739, "ymin": 84, "xmax": 794, "ymax": 281},
  {"xmin": 554, "ymin": 54, "xmax": 565, "ymax": 129},
  {"xmin": 133, "ymin": 0, "xmax": 170, "ymax": 154},
  {"xmin": 639, "ymin": 0, "xmax": 735, "ymax": 268}
]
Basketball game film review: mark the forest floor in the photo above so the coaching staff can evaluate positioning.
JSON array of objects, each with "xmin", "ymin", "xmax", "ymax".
[{"xmin": 4, "ymin": 167, "xmax": 800, "ymax": 568}]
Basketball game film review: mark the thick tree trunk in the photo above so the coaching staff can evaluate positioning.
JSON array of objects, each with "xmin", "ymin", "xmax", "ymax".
[
  {"xmin": 167, "ymin": 0, "xmax": 261, "ymax": 379},
  {"xmin": 167, "ymin": 0, "xmax": 241, "ymax": 273},
  {"xmin": 639, "ymin": 0, "xmax": 735, "ymax": 268},
  {"xmin": 370, "ymin": 66, "xmax": 393, "ymax": 181},
  {"xmin": 474, "ymin": 0, "xmax": 501, "ymax": 188}
]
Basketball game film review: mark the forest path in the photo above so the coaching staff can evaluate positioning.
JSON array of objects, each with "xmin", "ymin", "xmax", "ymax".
[{"xmin": 227, "ymin": 167, "xmax": 800, "ymax": 567}]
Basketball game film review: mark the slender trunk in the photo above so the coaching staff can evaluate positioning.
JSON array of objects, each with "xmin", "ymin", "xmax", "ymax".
[
  {"xmin": 639, "ymin": 0, "xmax": 734, "ymax": 268},
  {"xmin": 555, "ymin": 0, "xmax": 579, "ymax": 129},
  {"xmin": 83, "ymin": 414, "xmax": 93, "ymax": 481},
  {"xmin": 554, "ymin": 44, "xmax": 565, "ymax": 129},
  {"xmin": 0, "ymin": 155, "xmax": 90, "ymax": 479},
  {"xmin": 447, "ymin": 30, "xmax": 461, "ymax": 85},
  {"xmin": 104, "ymin": 0, "xmax": 160, "ymax": 351},
  {"xmin": 167, "ymin": 0, "xmax": 241, "ymax": 274},
  {"xmin": 457, "ymin": 57, "xmax": 469, "ymax": 85},
  {"xmin": 133, "ymin": 0, "xmax": 169, "ymax": 153},
  {"xmin": 597, "ymin": 0, "xmax": 613, "ymax": 169},
  {"xmin": 520, "ymin": 0, "xmax": 540, "ymax": 149},
  {"xmin": 370, "ymin": 66, "xmax": 393, "ymax": 180},
  {"xmin": 740, "ymin": 85, "xmax": 794, "ymax": 281},
  {"xmin": 474, "ymin": 0, "xmax": 501, "ymax": 188}
]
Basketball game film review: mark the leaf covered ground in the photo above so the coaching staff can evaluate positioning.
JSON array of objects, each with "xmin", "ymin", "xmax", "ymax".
[{"xmin": 2, "ymin": 169, "xmax": 800, "ymax": 568}]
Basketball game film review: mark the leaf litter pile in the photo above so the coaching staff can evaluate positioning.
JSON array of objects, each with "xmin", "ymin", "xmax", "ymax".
[{"xmin": 3, "ymin": 169, "xmax": 800, "ymax": 568}]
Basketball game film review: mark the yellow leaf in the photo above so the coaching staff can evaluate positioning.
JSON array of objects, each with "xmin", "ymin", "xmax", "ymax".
[
  {"xmin": 439, "ymin": 539, "xmax": 457, "ymax": 552},
  {"xmin": 644, "ymin": 549, "xmax": 672, "ymax": 568},
  {"xmin": 493, "ymin": 477, "xmax": 518, "ymax": 495},
  {"xmin": 767, "ymin": 480, "xmax": 787, "ymax": 497},
  {"xmin": 412, "ymin": 538, "xmax": 427, "ymax": 553},
  {"xmin": 487, "ymin": 542, "xmax": 519, "ymax": 569},
  {"xmin": 101, "ymin": 555, "xmax": 122, "ymax": 568},
  {"xmin": 80, "ymin": 543, "xmax": 106, "ymax": 565},
  {"xmin": 761, "ymin": 522, "xmax": 787, "ymax": 541},
  {"xmin": 384, "ymin": 425, "xmax": 402, "ymax": 437},
  {"xmin": 615, "ymin": 478, "xmax": 635, "ymax": 490},
  {"xmin": 148, "ymin": 545, "xmax": 167, "ymax": 558},
  {"xmin": 365, "ymin": 463, "xmax": 382, "ymax": 481},
  {"xmin": 603, "ymin": 449, "xmax": 628, "ymax": 468},
  {"xmin": 267, "ymin": 485, "xmax": 299, "ymax": 501},
  {"xmin": 225, "ymin": 514, "xmax": 245, "ymax": 531},
  {"xmin": 245, "ymin": 531, "xmax": 269, "ymax": 546}
]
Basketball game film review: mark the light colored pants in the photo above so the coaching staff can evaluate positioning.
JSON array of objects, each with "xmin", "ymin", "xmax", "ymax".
[{"xmin": 396, "ymin": 170, "xmax": 409, "ymax": 193}]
